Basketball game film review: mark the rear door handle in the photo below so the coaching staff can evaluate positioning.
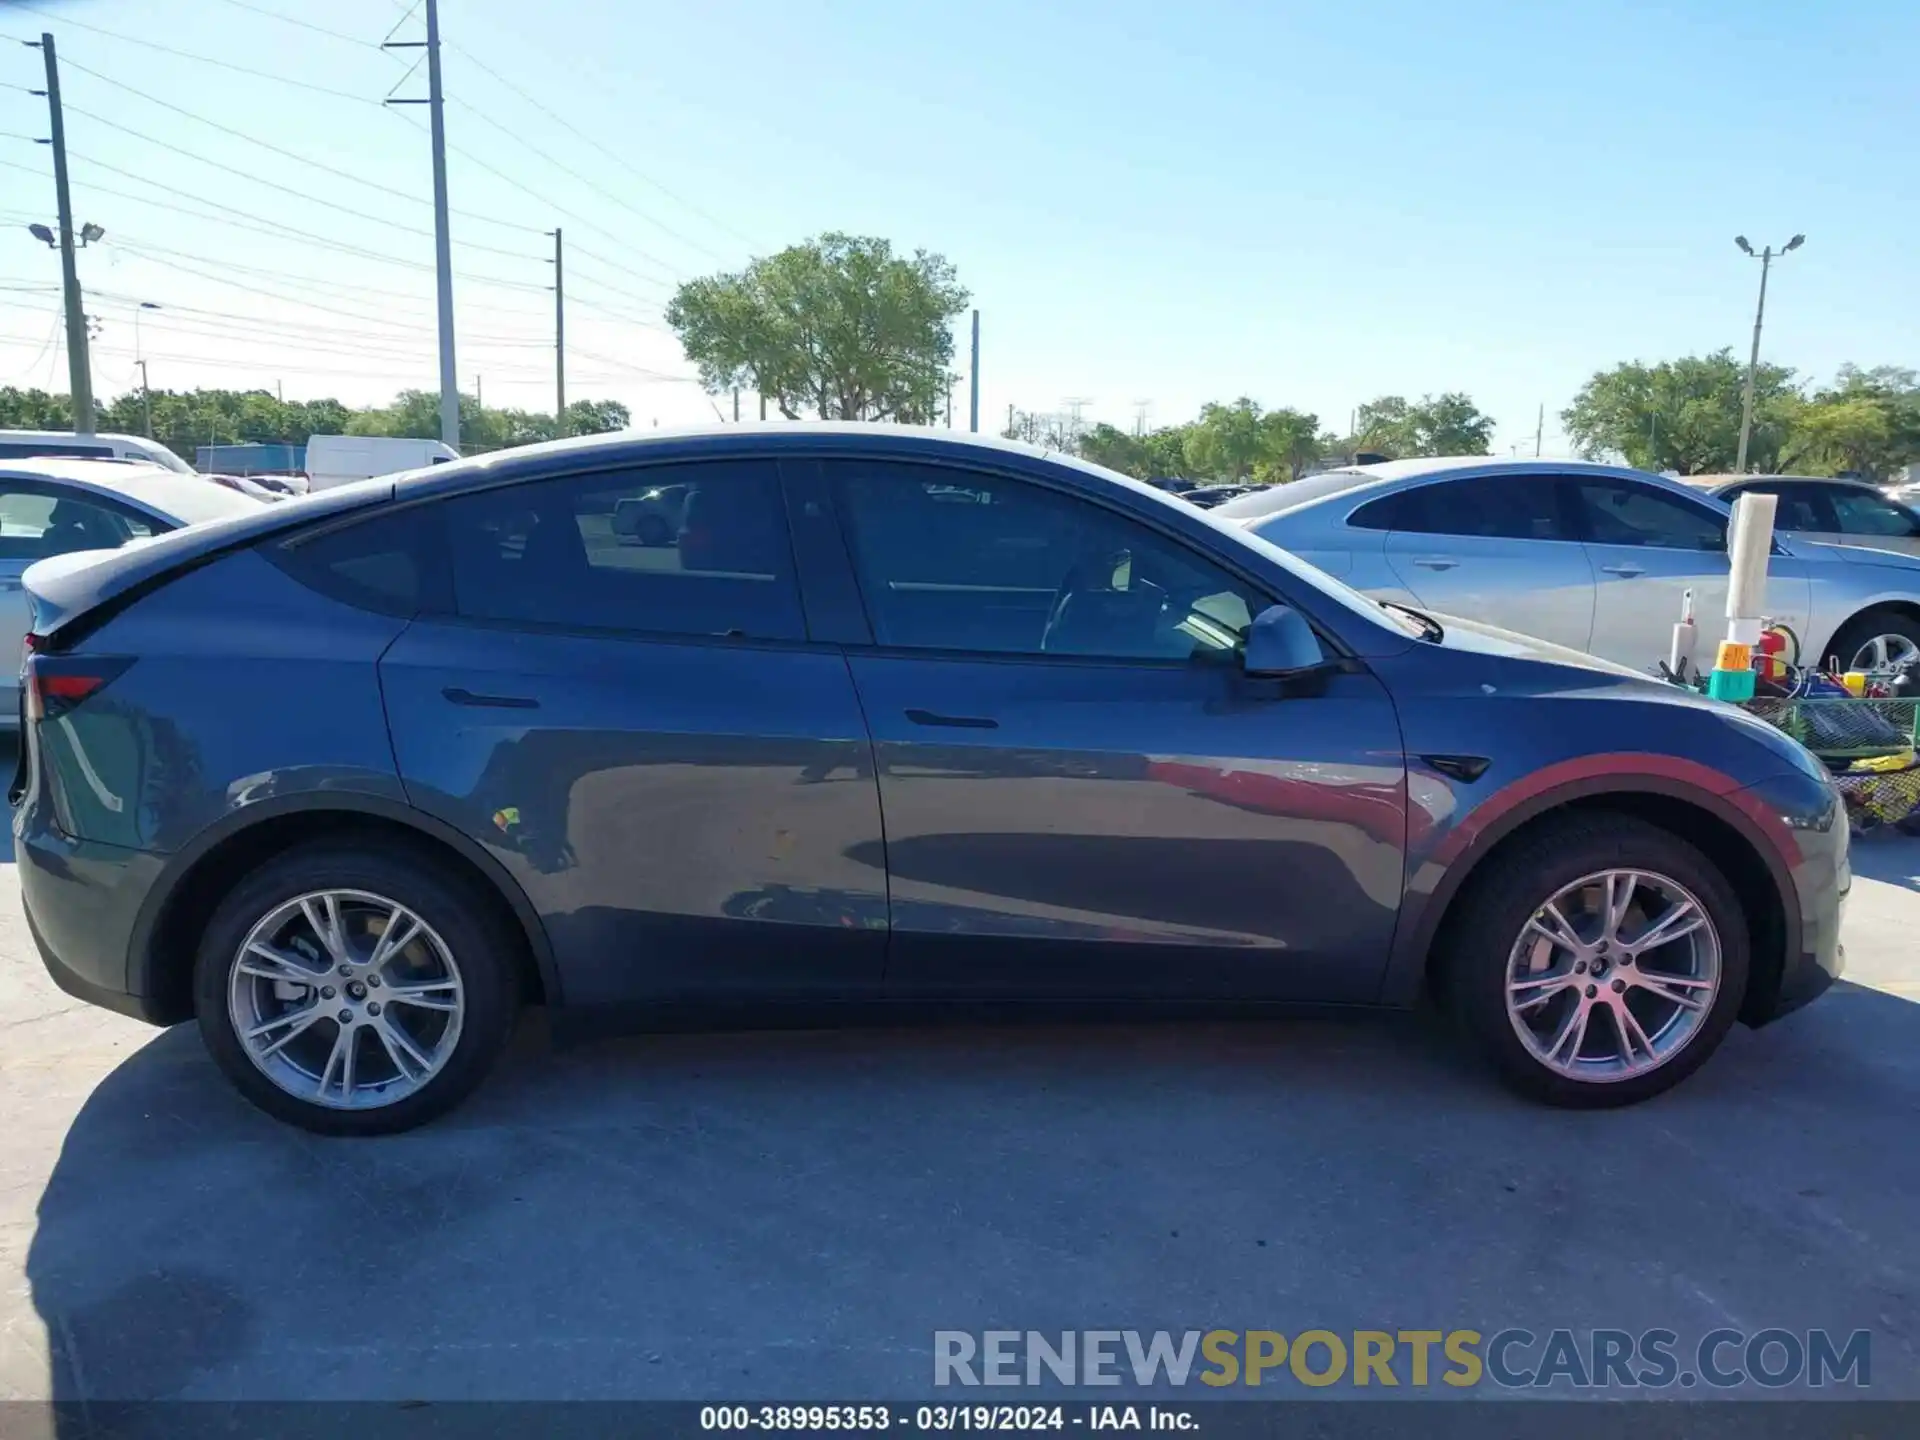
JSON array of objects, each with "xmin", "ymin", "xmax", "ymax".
[
  {"xmin": 442, "ymin": 686, "xmax": 540, "ymax": 709},
  {"xmin": 1600, "ymin": 563, "xmax": 1646, "ymax": 578},
  {"xmin": 905, "ymin": 708, "xmax": 999, "ymax": 730},
  {"xmin": 1411, "ymin": 557, "xmax": 1459, "ymax": 571}
]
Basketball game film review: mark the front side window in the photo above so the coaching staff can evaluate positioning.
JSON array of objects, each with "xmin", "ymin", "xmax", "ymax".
[
  {"xmin": 0, "ymin": 488, "xmax": 149, "ymax": 563},
  {"xmin": 832, "ymin": 463, "xmax": 1268, "ymax": 661},
  {"xmin": 1725, "ymin": 482, "xmax": 1832, "ymax": 533},
  {"xmin": 1573, "ymin": 480, "xmax": 1725, "ymax": 550},
  {"xmin": 442, "ymin": 461, "xmax": 803, "ymax": 640},
  {"xmin": 1828, "ymin": 488, "xmax": 1920, "ymax": 538}
]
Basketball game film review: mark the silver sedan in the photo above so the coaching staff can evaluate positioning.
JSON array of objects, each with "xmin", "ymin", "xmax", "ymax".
[{"xmin": 1217, "ymin": 457, "xmax": 1920, "ymax": 676}]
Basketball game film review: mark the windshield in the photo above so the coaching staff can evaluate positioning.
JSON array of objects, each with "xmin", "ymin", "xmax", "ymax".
[
  {"xmin": 1196, "ymin": 507, "xmax": 1427, "ymax": 640},
  {"xmin": 109, "ymin": 474, "xmax": 267, "ymax": 526},
  {"xmin": 1212, "ymin": 469, "xmax": 1377, "ymax": 520}
]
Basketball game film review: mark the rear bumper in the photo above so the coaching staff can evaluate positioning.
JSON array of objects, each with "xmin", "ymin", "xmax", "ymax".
[{"xmin": 15, "ymin": 811, "xmax": 171, "ymax": 1027}]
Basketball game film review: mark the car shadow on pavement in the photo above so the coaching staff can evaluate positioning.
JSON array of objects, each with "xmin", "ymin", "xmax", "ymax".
[{"xmin": 20, "ymin": 974, "xmax": 1920, "ymax": 1407}]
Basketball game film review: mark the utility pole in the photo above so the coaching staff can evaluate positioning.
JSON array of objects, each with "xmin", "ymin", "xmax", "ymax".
[
  {"xmin": 732, "ymin": 388, "xmax": 740, "ymax": 422},
  {"xmin": 551, "ymin": 228, "xmax": 566, "ymax": 433},
  {"xmin": 425, "ymin": 0, "xmax": 459, "ymax": 447},
  {"xmin": 946, "ymin": 377, "xmax": 954, "ymax": 428},
  {"xmin": 475, "ymin": 374, "xmax": 483, "ymax": 410},
  {"xmin": 1535, "ymin": 402, "xmax": 1543, "ymax": 458},
  {"xmin": 37, "ymin": 35, "xmax": 94, "ymax": 434},
  {"xmin": 1007, "ymin": 401, "xmax": 1014, "ymax": 437},
  {"xmin": 136, "ymin": 360, "xmax": 151, "ymax": 437},
  {"xmin": 759, "ymin": 393, "xmax": 766, "ymax": 421},
  {"xmin": 1734, "ymin": 233, "xmax": 1804, "ymax": 473},
  {"xmin": 968, "ymin": 308, "xmax": 980, "ymax": 432}
]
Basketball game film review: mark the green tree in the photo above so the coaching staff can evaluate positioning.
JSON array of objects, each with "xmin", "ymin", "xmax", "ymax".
[
  {"xmin": 1076, "ymin": 422, "xmax": 1152, "ymax": 477},
  {"xmin": 1783, "ymin": 397, "xmax": 1891, "ymax": 478},
  {"xmin": 1255, "ymin": 407, "xmax": 1323, "ymax": 482},
  {"xmin": 1355, "ymin": 393, "xmax": 1494, "ymax": 458},
  {"xmin": 1184, "ymin": 398, "xmax": 1268, "ymax": 480},
  {"xmin": 0, "ymin": 387, "xmax": 74, "ymax": 430},
  {"xmin": 1141, "ymin": 426, "xmax": 1193, "ymax": 479},
  {"xmin": 666, "ymin": 232, "xmax": 968, "ymax": 422},
  {"xmin": 1783, "ymin": 365, "xmax": 1920, "ymax": 479},
  {"xmin": 1562, "ymin": 350, "xmax": 1800, "ymax": 474}
]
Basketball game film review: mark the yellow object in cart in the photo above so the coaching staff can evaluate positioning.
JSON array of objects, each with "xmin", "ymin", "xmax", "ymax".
[
  {"xmin": 1841, "ymin": 670, "xmax": 1869, "ymax": 697},
  {"xmin": 1715, "ymin": 640, "xmax": 1752, "ymax": 672}
]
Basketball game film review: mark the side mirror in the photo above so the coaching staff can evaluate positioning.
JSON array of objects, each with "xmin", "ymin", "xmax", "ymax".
[{"xmin": 1243, "ymin": 603, "xmax": 1327, "ymax": 677}]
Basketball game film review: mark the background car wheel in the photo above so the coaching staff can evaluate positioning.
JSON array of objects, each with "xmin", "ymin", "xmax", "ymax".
[
  {"xmin": 194, "ymin": 840, "xmax": 519, "ymax": 1135},
  {"xmin": 1441, "ymin": 814, "xmax": 1749, "ymax": 1108},
  {"xmin": 1825, "ymin": 608, "xmax": 1920, "ymax": 677}
]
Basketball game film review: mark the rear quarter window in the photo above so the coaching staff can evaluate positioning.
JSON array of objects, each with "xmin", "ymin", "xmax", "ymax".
[{"xmin": 266, "ymin": 505, "xmax": 451, "ymax": 617}]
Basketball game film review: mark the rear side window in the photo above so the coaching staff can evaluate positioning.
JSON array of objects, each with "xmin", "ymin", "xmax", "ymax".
[
  {"xmin": 0, "ymin": 487, "xmax": 152, "ymax": 562},
  {"xmin": 1348, "ymin": 489, "xmax": 1429, "ymax": 531},
  {"xmin": 269, "ymin": 505, "xmax": 451, "ymax": 616},
  {"xmin": 1356, "ymin": 475, "xmax": 1570, "ymax": 541},
  {"xmin": 441, "ymin": 460, "xmax": 804, "ymax": 640}
]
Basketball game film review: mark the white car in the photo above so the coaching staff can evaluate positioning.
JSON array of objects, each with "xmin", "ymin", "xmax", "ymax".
[
  {"xmin": 0, "ymin": 458, "xmax": 264, "ymax": 725},
  {"xmin": 1681, "ymin": 474, "xmax": 1920, "ymax": 559},
  {"xmin": 1216, "ymin": 457, "xmax": 1920, "ymax": 677}
]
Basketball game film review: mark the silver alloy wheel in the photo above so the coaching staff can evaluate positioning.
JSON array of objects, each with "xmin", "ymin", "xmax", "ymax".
[
  {"xmin": 1504, "ymin": 868, "xmax": 1720, "ymax": 1083},
  {"xmin": 1849, "ymin": 632, "xmax": 1920, "ymax": 677},
  {"xmin": 227, "ymin": 888, "xmax": 465, "ymax": 1110}
]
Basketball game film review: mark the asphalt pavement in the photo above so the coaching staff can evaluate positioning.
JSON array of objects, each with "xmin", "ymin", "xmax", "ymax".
[{"xmin": 1, "ymin": 792, "xmax": 1917, "ymax": 1407}]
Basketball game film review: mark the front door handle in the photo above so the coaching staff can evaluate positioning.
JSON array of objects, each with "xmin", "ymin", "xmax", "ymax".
[
  {"xmin": 0, "ymin": 579, "xmax": 21, "ymax": 592},
  {"xmin": 1411, "ymin": 557, "xmax": 1459, "ymax": 571},
  {"xmin": 1600, "ymin": 563, "xmax": 1646, "ymax": 578},
  {"xmin": 443, "ymin": 686, "xmax": 540, "ymax": 709},
  {"xmin": 905, "ymin": 708, "xmax": 999, "ymax": 730}
]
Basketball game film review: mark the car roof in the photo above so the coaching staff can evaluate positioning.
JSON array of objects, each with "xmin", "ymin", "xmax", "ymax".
[
  {"xmin": 0, "ymin": 456, "xmax": 261, "ymax": 522},
  {"xmin": 1687, "ymin": 473, "xmax": 1879, "ymax": 492},
  {"xmin": 384, "ymin": 422, "xmax": 1131, "ymax": 503},
  {"xmin": 1215, "ymin": 455, "xmax": 1716, "ymax": 524}
]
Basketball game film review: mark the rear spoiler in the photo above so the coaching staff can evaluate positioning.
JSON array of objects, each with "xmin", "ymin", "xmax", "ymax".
[{"xmin": 22, "ymin": 479, "xmax": 395, "ymax": 646}]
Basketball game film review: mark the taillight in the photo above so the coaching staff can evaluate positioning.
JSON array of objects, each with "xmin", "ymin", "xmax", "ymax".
[{"xmin": 24, "ymin": 656, "xmax": 130, "ymax": 723}]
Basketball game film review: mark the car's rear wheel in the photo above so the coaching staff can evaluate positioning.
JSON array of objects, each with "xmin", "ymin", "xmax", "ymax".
[
  {"xmin": 194, "ymin": 841, "xmax": 518, "ymax": 1135},
  {"xmin": 1826, "ymin": 608, "xmax": 1920, "ymax": 678},
  {"xmin": 1442, "ymin": 815, "xmax": 1749, "ymax": 1107}
]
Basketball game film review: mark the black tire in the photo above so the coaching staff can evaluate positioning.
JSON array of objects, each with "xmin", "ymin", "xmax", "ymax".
[
  {"xmin": 193, "ymin": 839, "xmax": 519, "ymax": 1135},
  {"xmin": 1824, "ymin": 607, "xmax": 1920, "ymax": 673},
  {"xmin": 1441, "ymin": 814, "xmax": 1749, "ymax": 1108}
]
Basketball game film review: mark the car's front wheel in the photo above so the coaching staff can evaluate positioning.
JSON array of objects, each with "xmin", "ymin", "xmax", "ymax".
[
  {"xmin": 194, "ymin": 840, "xmax": 519, "ymax": 1135},
  {"xmin": 1443, "ymin": 815, "xmax": 1749, "ymax": 1107}
]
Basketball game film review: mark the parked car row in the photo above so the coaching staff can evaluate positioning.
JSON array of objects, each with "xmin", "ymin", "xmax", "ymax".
[
  {"xmin": 13, "ymin": 427, "xmax": 1847, "ymax": 1135},
  {"xmin": 1217, "ymin": 457, "xmax": 1920, "ymax": 678}
]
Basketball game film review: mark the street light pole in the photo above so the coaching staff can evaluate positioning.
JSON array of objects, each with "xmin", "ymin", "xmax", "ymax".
[{"xmin": 1734, "ymin": 232, "xmax": 1803, "ymax": 474}]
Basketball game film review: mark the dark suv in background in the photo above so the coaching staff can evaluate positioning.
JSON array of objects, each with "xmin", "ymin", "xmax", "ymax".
[{"xmin": 13, "ymin": 427, "xmax": 1846, "ymax": 1133}]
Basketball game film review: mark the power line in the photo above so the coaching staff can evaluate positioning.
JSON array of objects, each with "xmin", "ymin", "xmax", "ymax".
[
  {"xmin": 445, "ymin": 40, "xmax": 762, "ymax": 254},
  {"xmin": 445, "ymin": 96, "xmax": 728, "ymax": 265},
  {"xmin": 56, "ymin": 61, "xmax": 549, "ymax": 239},
  {"xmin": 205, "ymin": 0, "xmax": 382, "ymax": 48},
  {"xmin": 107, "ymin": 239, "xmax": 552, "ymax": 322},
  {"xmin": 383, "ymin": 104, "xmax": 686, "ymax": 286},
  {"xmin": 8, "ymin": 7, "xmax": 387, "ymax": 103},
  {"xmin": 0, "ymin": 151, "xmax": 549, "ymax": 290}
]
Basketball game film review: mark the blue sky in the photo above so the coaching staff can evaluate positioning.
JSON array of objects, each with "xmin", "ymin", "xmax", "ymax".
[{"xmin": 0, "ymin": 0, "xmax": 1914, "ymax": 453}]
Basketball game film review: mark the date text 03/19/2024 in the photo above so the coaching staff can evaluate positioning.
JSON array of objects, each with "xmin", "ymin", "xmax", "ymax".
[{"xmin": 700, "ymin": 1406, "xmax": 1189, "ymax": 1431}]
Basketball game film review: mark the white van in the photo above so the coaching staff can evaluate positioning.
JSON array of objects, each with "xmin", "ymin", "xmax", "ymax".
[
  {"xmin": 0, "ymin": 429, "xmax": 196, "ymax": 475},
  {"xmin": 305, "ymin": 434, "xmax": 460, "ymax": 491}
]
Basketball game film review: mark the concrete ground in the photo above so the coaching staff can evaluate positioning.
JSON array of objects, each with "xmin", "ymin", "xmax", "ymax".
[{"xmin": 1, "ymin": 795, "xmax": 1917, "ymax": 1405}]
